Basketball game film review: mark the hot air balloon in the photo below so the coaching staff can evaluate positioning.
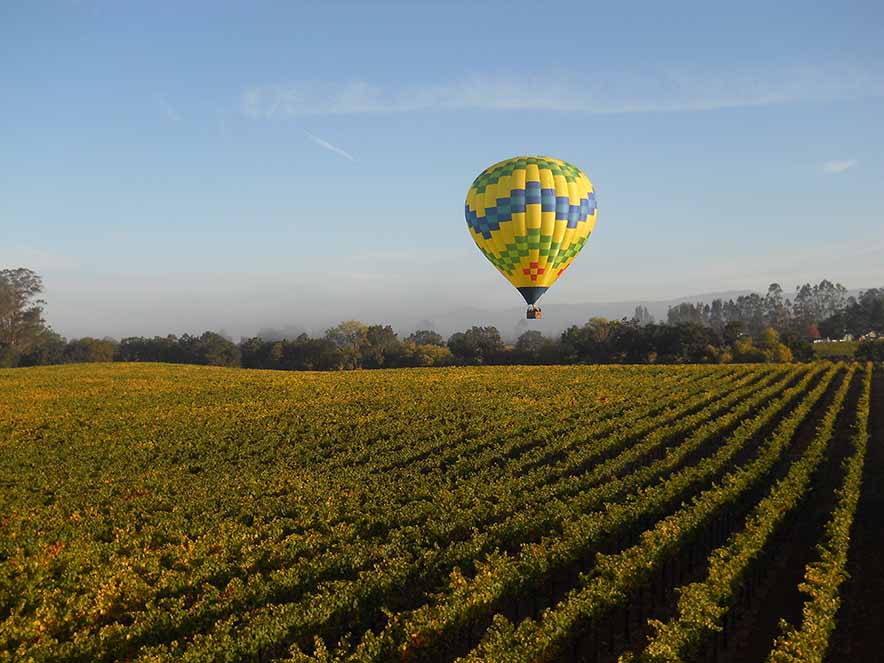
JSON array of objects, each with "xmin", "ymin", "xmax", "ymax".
[{"xmin": 465, "ymin": 156, "xmax": 597, "ymax": 319}]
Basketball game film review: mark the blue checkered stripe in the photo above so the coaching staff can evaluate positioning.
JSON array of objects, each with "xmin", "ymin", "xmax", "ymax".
[{"xmin": 466, "ymin": 188, "xmax": 596, "ymax": 239}]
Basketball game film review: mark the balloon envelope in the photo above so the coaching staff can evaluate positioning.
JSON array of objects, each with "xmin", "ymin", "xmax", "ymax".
[{"xmin": 465, "ymin": 156, "xmax": 597, "ymax": 305}]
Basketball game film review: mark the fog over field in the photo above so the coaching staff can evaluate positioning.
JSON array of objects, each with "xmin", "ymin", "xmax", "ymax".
[{"xmin": 9, "ymin": 241, "xmax": 883, "ymax": 341}]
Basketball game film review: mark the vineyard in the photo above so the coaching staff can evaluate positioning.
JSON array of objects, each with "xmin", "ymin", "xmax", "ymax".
[{"xmin": 1, "ymin": 361, "xmax": 881, "ymax": 662}]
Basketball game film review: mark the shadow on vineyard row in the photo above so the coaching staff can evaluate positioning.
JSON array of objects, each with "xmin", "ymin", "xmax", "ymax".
[
  {"xmin": 339, "ymin": 369, "xmax": 823, "ymax": 661},
  {"xmin": 529, "ymin": 366, "xmax": 852, "ymax": 663},
  {"xmin": 826, "ymin": 366, "xmax": 884, "ymax": 662},
  {"xmin": 711, "ymin": 366, "xmax": 862, "ymax": 663},
  {"xmin": 334, "ymin": 366, "xmax": 840, "ymax": 662}
]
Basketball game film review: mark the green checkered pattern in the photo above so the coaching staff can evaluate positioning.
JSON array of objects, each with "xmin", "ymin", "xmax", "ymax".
[
  {"xmin": 551, "ymin": 235, "xmax": 588, "ymax": 268},
  {"xmin": 481, "ymin": 231, "xmax": 589, "ymax": 276},
  {"xmin": 471, "ymin": 157, "xmax": 584, "ymax": 194}
]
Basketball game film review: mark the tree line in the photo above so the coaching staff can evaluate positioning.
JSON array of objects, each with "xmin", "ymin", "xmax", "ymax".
[
  {"xmin": 2, "ymin": 268, "xmax": 883, "ymax": 370},
  {"xmin": 664, "ymin": 281, "xmax": 882, "ymax": 340}
]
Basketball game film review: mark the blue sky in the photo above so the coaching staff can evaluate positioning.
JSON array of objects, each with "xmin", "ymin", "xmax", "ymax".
[{"xmin": 2, "ymin": 1, "xmax": 883, "ymax": 338}]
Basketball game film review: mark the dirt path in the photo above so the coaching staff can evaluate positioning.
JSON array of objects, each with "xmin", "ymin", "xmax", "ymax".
[{"xmin": 826, "ymin": 365, "xmax": 884, "ymax": 661}]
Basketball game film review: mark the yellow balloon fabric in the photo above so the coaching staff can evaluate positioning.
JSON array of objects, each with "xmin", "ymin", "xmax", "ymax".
[{"xmin": 465, "ymin": 156, "xmax": 597, "ymax": 305}]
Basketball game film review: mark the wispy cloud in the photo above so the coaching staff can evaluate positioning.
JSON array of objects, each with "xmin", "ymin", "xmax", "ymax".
[
  {"xmin": 822, "ymin": 159, "xmax": 857, "ymax": 174},
  {"xmin": 241, "ymin": 63, "xmax": 884, "ymax": 118},
  {"xmin": 158, "ymin": 95, "xmax": 181, "ymax": 122},
  {"xmin": 305, "ymin": 130, "xmax": 355, "ymax": 161}
]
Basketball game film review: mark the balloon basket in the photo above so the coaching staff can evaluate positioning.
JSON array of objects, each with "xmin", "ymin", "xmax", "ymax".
[{"xmin": 527, "ymin": 307, "xmax": 543, "ymax": 320}]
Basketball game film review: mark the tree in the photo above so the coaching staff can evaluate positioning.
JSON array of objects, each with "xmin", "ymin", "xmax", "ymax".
[
  {"xmin": 856, "ymin": 340, "xmax": 884, "ymax": 362},
  {"xmin": 17, "ymin": 329, "xmax": 67, "ymax": 366},
  {"xmin": 515, "ymin": 330, "xmax": 546, "ymax": 354},
  {"xmin": 193, "ymin": 331, "xmax": 241, "ymax": 367},
  {"xmin": 239, "ymin": 337, "xmax": 275, "ymax": 369},
  {"xmin": 779, "ymin": 329, "xmax": 812, "ymax": 362},
  {"xmin": 0, "ymin": 267, "xmax": 49, "ymax": 362},
  {"xmin": 733, "ymin": 293, "xmax": 766, "ymax": 335},
  {"xmin": 561, "ymin": 318, "xmax": 615, "ymax": 363},
  {"xmin": 447, "ymin": 326, "xmax": 503, "ymax": 364},
  {"xmin": 732, "ymin": 337, "xmax": 767, "ymax": 363},
  {"xmin": 513, "ymin": 330, "xmax": 559, "ymax": 364},
  {"xmin": 793, "ymin": 283, "xmax": 816, "ymax": 328},
  {"xmin": 667, "ymin": 303, "xmax": 704, "ymax": 326},
  {"xmin": 401, "ymin": 342, "xmax": 454, "ymax": 367},
  {"xmin": 406, "ymin": 329, "xmax": 445, "ymax": 346},
  {"xmin": 258, "ymin": 334, "xmax": 333, "ymax": 371},
  {"xmin": 709, "ymin": 299, "xmax": 725, "ymax": 331},
  {"xmin": 632, "ymin": 305, "xmax": 654, "ymax": 326},
  {"xmin": 816, "ymin": 280, "xmax": 848, "ymax": 321},
  {"xmin": 362, "ymin": 325, "xmax": 402, "ymax": 368},
  {"xmin": 824, "ymin": 288, "xmax": 884, "ymax": 337},
  {"xmin": 794, "ymin": 280, "xmax": 848, "ymax": 329},
  {"xmin": 610, "ymin": 320, "xmax": 654, "ymax": 363},
  {"xmin": 292, "ymin": 336, "xmax": 343, "ymax": 370},
  {"xmin": 63, "ymin": 337, "xmax": 117, "ymax": 363},
  {"xmin": 118, "ymin": 335, "xmax": 186, "ymax": 363},
  {"xmin": 325, "ymin": 320, "xmax": 368, "ymax": 369},
  {"xmin": 763, "ymin": 283, "xmax": 791, "ymax": 330}
]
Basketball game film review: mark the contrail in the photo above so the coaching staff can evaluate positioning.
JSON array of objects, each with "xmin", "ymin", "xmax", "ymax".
[{"xmin": 304, "ymin": 130, "xmax": 355, "ymax": 161}]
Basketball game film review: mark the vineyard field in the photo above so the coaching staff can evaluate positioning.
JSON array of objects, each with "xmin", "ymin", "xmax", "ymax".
[{"xmin": 1, "ymin": 362, "xmax": 881, "ymax": 662}]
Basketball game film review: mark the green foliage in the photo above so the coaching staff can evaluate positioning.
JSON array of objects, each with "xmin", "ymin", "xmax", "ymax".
[
  {"xmin": 324, "ymin": 320, "xmax": 369, "ymax": 369},
  {"xmin": 447, "ymin": 326, "xmax": 504, "ymax": 364},
  {"xmin": 468, "ymin": 365, "xmax": 843, "ymax": 662},
  {"xmin": 399, "ymin": 341, "xmax": 454, "ymax": 367},
  {"xmin": 812, "ymin": 341, "xmax": 857, "ymax": 360},
  {"xmin": 0, "ymin": 267, "xmax": 48, "ymax": 358},
  {"xmin": 17, "ymin": 329, "xmax": 66, "ymax": 366},
  {"xmin": 118, "ymin": 332, "xmax": 240, "ymax": 367},
  {"xmin": 766, "ymin": 364, "xmax": 872, "ymax": 662},
  {"xmin": 405, "ymin": 329, "xmax": 445, "ymax": 347},
  {"xmin": 855, "ymin": 340, "xmax": 884, "ymax": 362},
  {"xmin": 0, "ymin": 361, "xmax": 872, "ymax": 662},
  {"xmin": 732, "ymin": 327, "xmax": 793, "ymax": 363},
  {"xmin": 62, "ymin": 337, "xmax": 117, "ymax": 364},
  {"xmin": 631, "ymin": 364, "xmax": 857, "ymax": 662}
]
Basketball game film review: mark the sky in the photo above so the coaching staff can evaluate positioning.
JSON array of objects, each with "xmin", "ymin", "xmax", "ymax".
[{"xmin": 2, "ymin": 1, "xmax": 883, "ymax": 339}]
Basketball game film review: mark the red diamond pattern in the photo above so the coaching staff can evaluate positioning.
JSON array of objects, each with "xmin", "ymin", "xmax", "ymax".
[{"xmin": 522, "ymin": 262, "xmax": 546, "ymax": 282}]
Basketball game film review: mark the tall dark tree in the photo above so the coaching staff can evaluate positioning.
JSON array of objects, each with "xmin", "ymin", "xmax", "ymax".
[
  {"xmin": 192, "ymin": 331, "xmax": 240, "ymax": 367},
  {"xmin": 793, "ymin": 280, "xmax": 847, "ymax": 329},
  {"xmin": 406, "ymin": 329, "xmax": 445, "ymax": 347},
  {"xmin": 290, "ymin": 336, "xmax": 343, "ymax": 370},
  {"xmin": 610, "ymin": 320, "xmax": 654, "ymax": 363},
  {"xmin": 763, "ymin": 283, "xmax": 791, "ymax": 330},
  {"xmin": 733, "ymin": 293, "xmax": 766, "ymax": 334},
  {"xmin": 0, "ymin": 268, "xmax": 49, "ymax": 365},
  {"xmin": 362, "ymin": 325, "xmax": 402, "ymax": 368},
  {"xmin": 513, "ymin": 330, "xmax": 559, "ymax": 364},
  {"xmin": 17, "ymin": 328, "xmax": 66, "ymax": 366},
  {"xmin": 667, "ymin": 302, "xmax": 704, "ymax": 326},
  {"xmin": 447, "ymin": 326, "xmax": 503, "ymax": 364},
  {"xmin": 856, "ymin": 340, "xmax": 884, "ymax": 362},
  {"xmin": 560, "ymin": 318, "xmax": 615, "ymax": 363},
  {"xmin": 821, "ymin": 288, "xmax": 884, "ymax": 337},
  {"xmin": 118, "ymin": 335, "xmax": 187, "ymax": 363},
  {"xmin": 63, "ymin": 337, "xmax": 117, "ymax": 363},
  {"xmin": 709, "ymin": 299, "xmax": 725, "ymax": 331}
]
